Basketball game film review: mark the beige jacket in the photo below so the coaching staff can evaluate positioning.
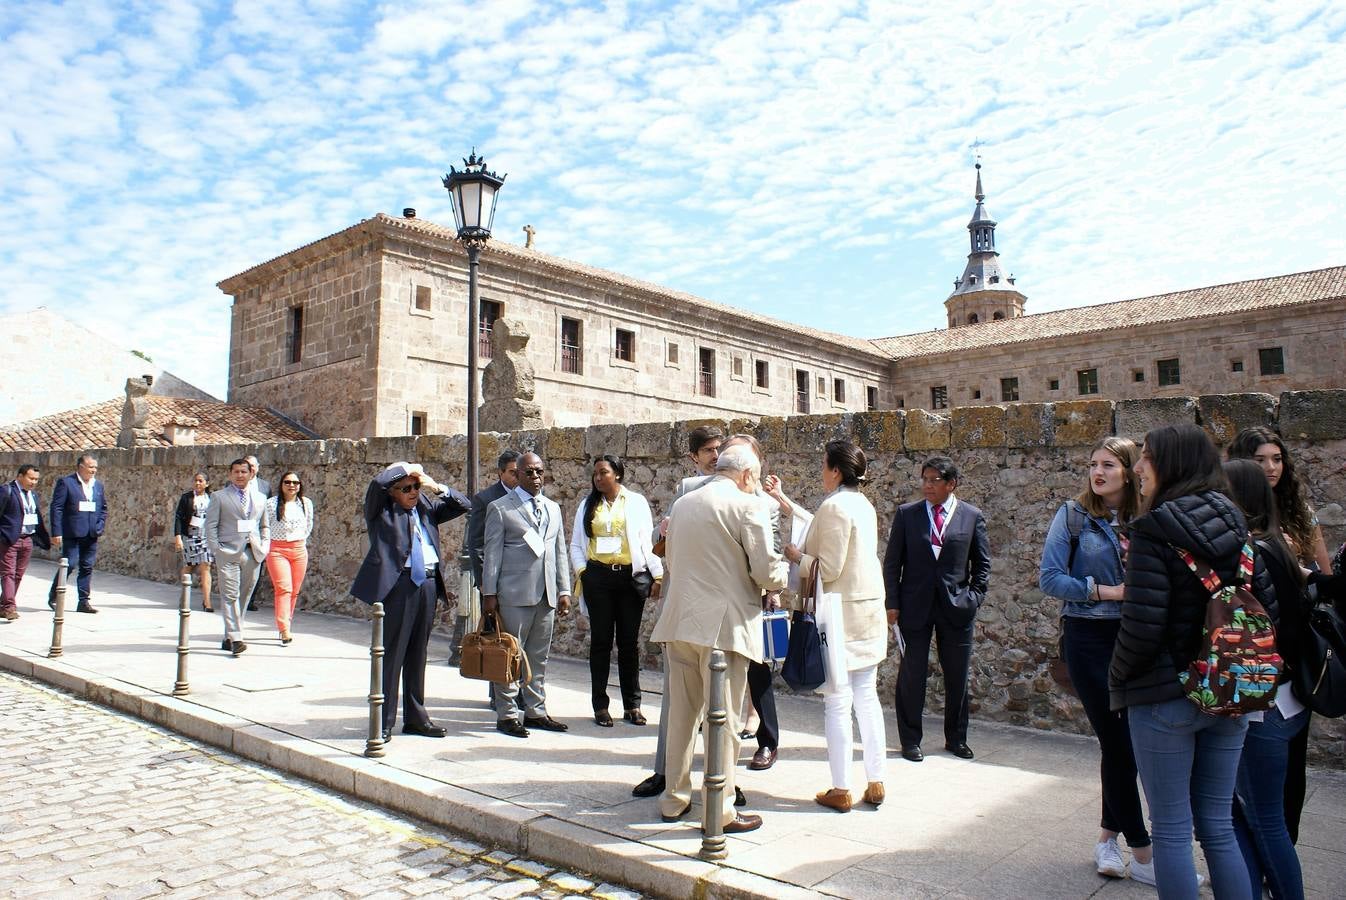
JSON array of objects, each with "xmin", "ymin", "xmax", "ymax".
[
  {"xmin": 798, "ymin": 487, "xmax": 887, "ymax": 670},
  {"xmin": 651, "ymin": 476, "xmax": 788, "ymax": 660}
]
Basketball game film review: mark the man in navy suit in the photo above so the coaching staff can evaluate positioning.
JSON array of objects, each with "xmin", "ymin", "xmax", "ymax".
[
  {"xmin": 1, "ymin": 464, "xmax": 50, "ymax": 621},
  {"xmin": 884, "ymin": 456, "xmax": 991, "ymax": 761},
  {"xmin": 48, "ymin": 454, "xmax": 107, "ymax": 614},
  {"xmin": 351, "ymin": 461, "xmax": 470, "ymax": 741}
]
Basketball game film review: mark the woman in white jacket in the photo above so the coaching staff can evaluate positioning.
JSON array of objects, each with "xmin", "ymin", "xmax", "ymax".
[
  {"xmin": 784, "ymin": 440, "xmax": 887, "ymax": 812},
  {"xmin": 570, "ymin": 455, "xmax": 663, "ymax": 727}
]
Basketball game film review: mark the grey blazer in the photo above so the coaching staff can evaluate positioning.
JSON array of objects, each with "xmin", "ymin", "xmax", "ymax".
[
  {"xmin": 481, "ymin": 490, "xmax": 570, "ymax": 608},
  {"xmin": 205, "ymin": 486, "xmax": 270, "ymax": 563}
]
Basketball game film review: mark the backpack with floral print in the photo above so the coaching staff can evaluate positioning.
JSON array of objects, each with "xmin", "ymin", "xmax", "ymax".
[{"xmin": 1175, "ymin": 541, "xmax": 1282, "ymax": 716}]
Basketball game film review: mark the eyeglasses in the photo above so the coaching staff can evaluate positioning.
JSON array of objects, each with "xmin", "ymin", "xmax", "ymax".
[
  {"xmin": 521, "ymin": 467, "xmax": 545, "ymax": 475},
  {"xmin": 920, "ymin": 476, "xmax": 946, "ymax": 485},
  {"xmin": 281, "ymin": 480, "xmax": 301, "ymax": 486},
  {"xmin": 396, "ymin": 483, "xmax": 421, "ymax": 494}
]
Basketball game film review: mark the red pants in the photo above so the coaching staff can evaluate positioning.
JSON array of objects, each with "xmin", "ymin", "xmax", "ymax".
[
  {"xmin": 1, "ymin": 536, "xmax": 33, "ymax": 611},
  {"xmin": 264, "ymin": 540, "xmax": 308, "ymax": 631}
]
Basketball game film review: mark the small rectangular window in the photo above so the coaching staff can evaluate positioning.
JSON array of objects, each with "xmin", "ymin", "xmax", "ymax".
[
  {"xmin": 667, "ymin": 342, "xmax": 679, "ymax": 365},
  {"xmin": 972, "ymin": 388, "xmax": 982, "ymax": 400},
  {"xmin": 1077, "ymin": 368, "xmax": 1099, "ymax": 395},
  {"xmin": 796, "ymin": 370, "xmax": 810, "ymax": 414},
  {"xmin": 414, "ymin": 285, "xmax": 432, "ymax": 311},
  {"xmin": 479, "ymin": 299, "xmax": 501, "ymax": 359},
  {"xmin": 1000, "ymin": 377, "xmax": 1019, "ymax": 402},
  {"xmin": 866, "ymin": 385, "xmax": 878, "ymax": 411},
  {"xmin": 931, "ymin": 385, "xmax": 948, "ymax": 409},
  {"xmin": 833, "ymin": 378, "xmax": 845, "ymax": 403},
  {"xmin": 289, "ymin": 306, "xmax": 304, "ymax": 364},
  {"xmin": 699, "ymin": 348, "xmax": 715, "ymax": 396},
  {"xmin": 896, "ymin": 394, "xmax": 905, "ymax": 409},
  {"xmin": 816, "ymin": 376, "xmax": 826, "ymax": 397},
  {"xmin": 561, "ymin": 317, "xmax": 582, "ymax": 375},
  {"xmin": 614, "ymin": 328, "xmax": 635, "ymax": 362},
  {"xmin": 755, "ymin": 359, "xmax": 769, "ymax": 389},
  {"xmin": 1132, "ymin": 369, "xmax": 1146, "ymax": 383},
  {"xmin": 410, "ymin": 411, "xmax": 427, "ymax": 436},
  {"xmin": 1258, "ymin": 347, "xmax": 1285, "ymax": 376},
  {"xmin": 732, "ymin": 356, "xmax": 744, "ymax": 378},
  {"xmin": 1231, "ymin": 359, "xmax": 1245, "ymax": 373},
  {"xmin": 1048, "ymin": 378, "xmax": 1060, "ymax": 392},
  {"xmin": 1157, "ymin": 358, "xmax": 1181, "ymax": 386}
]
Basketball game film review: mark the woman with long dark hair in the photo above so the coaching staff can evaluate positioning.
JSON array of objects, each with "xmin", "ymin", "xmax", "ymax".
[
  {"xmin": 1039, "ymin": 437, "xmax": 1151, "ymax": 880},
  {"xmin": 1223, "ymin": 459, "xmax": 1306, "ymax": 899},
  {"xmin": 569, "ymin": 455, "xmax": 662, "ymax": 727},
  {"xmin": 1110, "ymin": 423, "xmax": 1276, "ymax": 900},
  {"xmin": 1228, "ymin": 427, "xmax": 1333, "ymax": 574},
  {"xmin": 263, "ymin": 471, "xmax": 314, "ymax": 644},
  {"xmin": 173, "ymin": 472, "xmax": 214, "ymax": 612}
]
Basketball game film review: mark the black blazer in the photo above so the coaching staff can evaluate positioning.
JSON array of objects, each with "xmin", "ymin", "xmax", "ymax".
[
  {"xmin": 883, "ymin": 498, "xmax": 992, "ymax": 630},
  {"xmin": 174, "ymin": 490, "xmax": 207, "ymax": 537},
  {"xmin": 466, "ymin": 480, "xmax": 509, "ymax": 587},
  {"xmin": 0, "ymin": 482, "xmax": 50, "ymax": 549},
  {"xmin": 350, "ymin": 464, "xmax": 470, "ymax": 607}
]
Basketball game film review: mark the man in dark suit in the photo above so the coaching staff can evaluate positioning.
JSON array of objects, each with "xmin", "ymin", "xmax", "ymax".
[
  {"xmin": 351, "ymin": 461, "xmax": 470, "ymax": 741},
  {"xmin": 448, "ymin": 449, "xmax": 519, "ymax": 667},
  {"xmin": 1, "ymin": 464, "xmax": 51, "ymax": 621},
  {"xmin": 884, "ymin": 456, "xmax": 991, "ymax": 761},
  {"xmin": 244, "ymin": 455, "xmax": 272, "ymax": 612},
  {"xmin": 48, "ymin": 454, "xmax": 107, "ymax": 614}
]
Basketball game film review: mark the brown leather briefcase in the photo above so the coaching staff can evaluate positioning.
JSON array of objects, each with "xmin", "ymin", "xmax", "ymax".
[{"xmin": 459, "ymin": 614, "xmax": 528, "ymax": 686}]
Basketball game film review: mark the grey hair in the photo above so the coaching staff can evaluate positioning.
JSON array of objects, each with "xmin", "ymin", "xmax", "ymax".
[{"xmin": 715, "ymin": 443, "xmax": 760, "ymax": 478}]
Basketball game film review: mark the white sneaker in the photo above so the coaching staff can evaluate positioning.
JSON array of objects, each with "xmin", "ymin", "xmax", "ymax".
[
  {"xmin": 1095, "ymin": 838, "xmax": 1126, "ymax": 878},
  {"xmin": 1129, "ymin": 858, "xmax": 1205, "ymax": 890}
]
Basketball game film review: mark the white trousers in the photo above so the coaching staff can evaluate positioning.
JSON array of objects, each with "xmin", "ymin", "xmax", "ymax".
[{"xmin": 823, "ymin": 664, "xmax": 886, "ymax": 791}]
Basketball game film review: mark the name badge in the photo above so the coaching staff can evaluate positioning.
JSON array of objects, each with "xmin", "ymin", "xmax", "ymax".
[
  {"xmin": 522, "ymin": 528, "xmax": 545, "ymax": 557},
  {"xmin": 237, "ymin": 519, "xmax": 256, "ymax": 534},
  {"xmin": 78, "ymin": 500, "xmax": 97, "ymax": 512},
  {"xmin": 596, "ymin": 535, "xmax": 623, "ymax": 556},
  {"xmin": 189, "ymin": 515, "xmax": 204, "ymax": 529},
  {"xmin": 23, "ymin": 513, "xmax": 38, "ymax": 527}
]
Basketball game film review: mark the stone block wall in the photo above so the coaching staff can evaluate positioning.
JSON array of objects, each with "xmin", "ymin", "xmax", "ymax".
[{"xmin": 6, "ymin": 391, "xmax": 1344, "ymax": 764}]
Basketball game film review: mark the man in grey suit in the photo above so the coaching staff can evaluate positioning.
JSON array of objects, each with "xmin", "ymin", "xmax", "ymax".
[
  {"xmin": 481, "ymin": 452, "xmax": 571, "ymax": 738},
  {"xmin": 206, "ymin": 458, "xmax": 270, "ymax": 656}
]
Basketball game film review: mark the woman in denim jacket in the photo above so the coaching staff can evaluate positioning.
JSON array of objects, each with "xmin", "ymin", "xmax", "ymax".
[{"xmin": 1039, "ymin": 436, "xmax": 1153, "ymax": 883}]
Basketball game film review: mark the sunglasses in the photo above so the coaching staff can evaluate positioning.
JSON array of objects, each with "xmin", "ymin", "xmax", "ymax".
[
  {"xmin": 281, "ymin": 480, "xmax": 301, "ymax": 486},
  {"xmin": 521, "ymin": 467, "xmax": 545, "ymax": 475},
  {"xmin": 396, "ymin": 483, "xmax": 421, "ymax": 494}
]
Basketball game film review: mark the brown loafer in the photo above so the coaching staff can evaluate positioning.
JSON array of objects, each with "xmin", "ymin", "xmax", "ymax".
[
  {"xmin": 748, "ymin": 747, "xmax": 777, "ymax": 770},
  {"xmin": 862, "ymin": 782, "xmax": 885, "ymax": 806},
  {"xmin": 815, "ymin": 788, "xmax": 852, "ymax": 813},
  {"xmin": 721, "ymin": 813, "xmax": 763, "ymax": 834}
]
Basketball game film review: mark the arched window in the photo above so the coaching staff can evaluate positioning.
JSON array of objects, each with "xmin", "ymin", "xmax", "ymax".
[
  {"xmin": 969, "ymin": 313, "xmax": 980, "ymax": 324},
  {"xmin": 993, "ymin": 311, "xmax": 1004, "ymax": 320}
]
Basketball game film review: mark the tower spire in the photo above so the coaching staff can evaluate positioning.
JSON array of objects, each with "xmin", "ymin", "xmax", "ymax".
[
  {"xmin": 974, "ymin": 162, "xmax": 984, "ymax": 203},
  {"xmin": 943, "ymin": 156, "xmax": 1027, "ymax": 327}
]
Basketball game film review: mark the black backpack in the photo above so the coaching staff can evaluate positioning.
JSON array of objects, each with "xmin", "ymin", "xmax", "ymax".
[{"xmin": 1295, "ymin": 580, "xmax": 1346, "ymax": 718}]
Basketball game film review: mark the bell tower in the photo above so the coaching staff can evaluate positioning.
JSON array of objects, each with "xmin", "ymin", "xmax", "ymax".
[{"xmin": 944, "ymin": 163, "xmax": 1026, "ymax": 328}]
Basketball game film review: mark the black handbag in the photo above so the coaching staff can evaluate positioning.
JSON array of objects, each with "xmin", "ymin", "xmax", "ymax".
[
  {"xmin": 782, "ymin": 560, "xmax": 825, "ymax": 692},
  {"xmin": 1295, "ymin": 582, "xmax": 1346, "ymax": 718},
  {"xmin": 631, "ymin": 569, "xmax": 654, "ymax": 600}
]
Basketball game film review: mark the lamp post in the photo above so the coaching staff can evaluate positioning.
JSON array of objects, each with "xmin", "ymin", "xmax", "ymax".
[{"xmin": 442, "ymin": 150, "xmax": 505, "ymax": 648}]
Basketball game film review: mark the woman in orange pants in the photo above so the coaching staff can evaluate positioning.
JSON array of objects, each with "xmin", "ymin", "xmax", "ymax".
[{"xmin": 263, "ymin": 471, "xmax": 314, "ymax": 644}]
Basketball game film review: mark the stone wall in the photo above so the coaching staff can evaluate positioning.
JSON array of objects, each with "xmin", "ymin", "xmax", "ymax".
[{"xmin": 6, "ymin": 391, "xmax": 1344, "ymax": 764}]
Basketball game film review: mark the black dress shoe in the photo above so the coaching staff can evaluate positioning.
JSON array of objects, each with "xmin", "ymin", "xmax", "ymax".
[
  {"xmin": 901, "ymin": 745, "xmax": 924, "ymax": 762},
  {"xmin": 722, "ymin": 813, "xmax": 763, "ymax": 834},
  {"xmin": 247, "ymin": 601, "xmax": 260, "ymax": 611},
  {"xmin": 946, "ymin": 742, "xmax": 975, "ymax": 759},
  {"xmin": 623, "ymin": 709, "xmax": 647, "ymax": 726},
  {"xmin": 594, "ymin": 710, "xmax": 614, "ymax": 727},
  {"xmin": 523, "ymin": 715, "xmax": 569, "ymax": 732},
  {"xmin": 748, "ymin": 747, "xmax": 777, "ymax": 770},
  {"xmin": 381, "ymin": 728, "xmax": 392, "ymax": 742},
  {"xmin": 76, "ymin": 602, "xmax": 98, "ymax": 614},
  {"xmin": 230, "ymin": 640, "xmax": 247, "ymax": 656},
  {"xmin": 660, "ymin": 803, "xmax": 691, "ymax": 823},
  {"xmin": 497, "ymin": 719, "xmax": 530, "ymax": 738},
  {"xmin": 48, "ymin": 595, "xmax": 56, "ymax": 610},
  {"xmin": 734, "ymin": 786, "xmax": 747, "ymax": 807},
  {"xmin": 403, "ymin": 722, "xmax": 448, "ymax": 738},
  {"xmin": 221, "ymin": 639, "xmax": 232, "ymax": 651},
  {"xmin": 632, "ymin": 773, "xmax": 665, "ymax": 798}
]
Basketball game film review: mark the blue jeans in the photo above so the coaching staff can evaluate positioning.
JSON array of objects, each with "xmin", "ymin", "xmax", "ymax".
[
  {"xmin": 1234, "ymin": 704, "xmax": 1308, "ymax": 899},
  {"xmin": 1129, "ymin": 698, "xmax": 1251, "ymax": 900}
]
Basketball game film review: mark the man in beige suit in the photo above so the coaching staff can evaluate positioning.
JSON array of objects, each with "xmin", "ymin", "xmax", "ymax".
[{"xmin": 651, "ymin": 443, "xmax": 788, "ymax": 834}]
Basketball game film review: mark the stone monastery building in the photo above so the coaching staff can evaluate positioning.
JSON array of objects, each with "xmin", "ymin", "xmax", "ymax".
[{"xmin": 220, "ymin": 167, "xmax": 1346, "ymax": 438}]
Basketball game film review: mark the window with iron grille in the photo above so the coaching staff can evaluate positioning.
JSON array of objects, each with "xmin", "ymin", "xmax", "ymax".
[
  {"xmin": 479, "ymin": 300, "xmax": 501, "ymax": 359},
  {"xmin": 1000, "ymin": 377, "xmax": 1019, "ymax": 402},
  {"xmin": 561, "ymin": 317, "xmax": 582, "ymax": 375},
  {"xmin": 614, "ymin": 328, "xmax": 635, "ymax": 362},
  {"xmin": 1157, "ymin": 358, "xmax": 1181, "ymax": 386},
  {"xmin": 796, "ymin": 370, "xmax": 810, "ymax": 413},
  {"xmin": 1258, "ymin": 347, "xmax": 1285, "ymax": 376},
  {"xmin": 1077, "ymin": 368, "xmax": 1099, "ymax": 395},
  {"xmin": 931, "ymin": 385, "xmax": 948, "ymax": 409},
  {"xmin": 698, "ymin": 348, "xmax": 715, "ymax": 396}
]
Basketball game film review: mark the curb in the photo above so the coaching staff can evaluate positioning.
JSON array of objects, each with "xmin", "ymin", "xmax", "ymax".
[{"xmin": 0, "ymin": 647, "xmax": 826, "ymax": 900}]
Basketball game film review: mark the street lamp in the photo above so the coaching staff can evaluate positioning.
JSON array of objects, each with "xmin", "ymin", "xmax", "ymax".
[{"xmin": 442, "ymin": 149, "xmax": 505, "ymax": 656}]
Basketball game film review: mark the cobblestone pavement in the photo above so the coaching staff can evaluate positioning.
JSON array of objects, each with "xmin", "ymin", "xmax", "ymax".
[{"xmin": 0, "ymin": 672, "xmax": 643, "ymax": 900}]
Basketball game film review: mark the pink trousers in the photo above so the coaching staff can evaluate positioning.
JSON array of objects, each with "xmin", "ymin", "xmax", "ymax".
[{"xmin": 265, "ymin": 540, "xmax": 308, "ymax": 632}]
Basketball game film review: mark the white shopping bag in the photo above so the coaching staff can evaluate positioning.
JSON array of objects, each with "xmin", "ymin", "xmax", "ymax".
[{"xmin": 813, "ymin": 572, "xmax": 848, "ymax": 693}]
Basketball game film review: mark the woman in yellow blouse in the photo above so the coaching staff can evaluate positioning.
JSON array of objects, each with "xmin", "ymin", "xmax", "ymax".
[
  {"xmin": 783, "ymin": 440, "xmax": 888, "ymax": 812},
  {"xmin": 570, "ymin": 455, "xmax": 663, "ymax": 727}
]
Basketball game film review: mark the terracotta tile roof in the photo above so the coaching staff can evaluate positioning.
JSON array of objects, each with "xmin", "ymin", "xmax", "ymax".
[
  {"xmin": 219, "ymin": 213, "xmax": 888, "ymax": 359},
  {"xmin": 0, "ymin": 397, "xmax": 314, "ymax": 453},
  {"xmin": 871, "ymin": 265, "xmax": 1346, "ymax": 360}
]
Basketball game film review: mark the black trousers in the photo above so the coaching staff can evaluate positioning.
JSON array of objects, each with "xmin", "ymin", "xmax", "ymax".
[
  {"xmin": 382, "ymin": 570, "xmax": 438, "ymax": 732},
  {"xmin": 1063, "ymin": 616, "xmax": 1151, "ymax": 847},
  {"xmin": 1284, "ymin": 712, "xmax": 1310, "ymax": 843},
  {"xmin": 584, "ymin": 565, "xmax": 644, "ymax": 712},
  {"xmin": 747, "ymin": 660, "xmax": 779, "ymax": 751},
  {"xmin": 896, "ymin": 612, "xmax": 973, "ymax": 748}
]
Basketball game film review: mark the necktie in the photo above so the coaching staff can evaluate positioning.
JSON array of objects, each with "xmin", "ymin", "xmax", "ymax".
[
  {"xmin": 241, "ymin": 488, "xmax": 251, "ymax": 518},
  {"xmin": 409, "ymin": 512, "xmax": 426, "ymax": 586},
  {"xmin": 932, "ymin": 505, "xmax": 945, "ymax": 548},
  {"xmin": 532, "ymin": 497, "xmax": 543, "ymax": 528}
]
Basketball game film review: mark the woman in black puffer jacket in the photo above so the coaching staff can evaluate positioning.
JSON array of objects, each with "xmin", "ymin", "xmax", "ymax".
[{"xmin": 1110, "ymin": 424, "xmax": 1277, "ymax": 900}]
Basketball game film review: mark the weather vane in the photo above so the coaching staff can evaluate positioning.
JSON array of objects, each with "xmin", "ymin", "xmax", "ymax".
[{"xmin": 969, "ymin": 136, "xmax": 985, "ymax": 167}]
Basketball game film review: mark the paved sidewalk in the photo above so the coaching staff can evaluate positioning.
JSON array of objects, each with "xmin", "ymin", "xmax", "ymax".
[{"xmin": 2, "ymin": 560, "xmax": 1344, "ymax": 899}]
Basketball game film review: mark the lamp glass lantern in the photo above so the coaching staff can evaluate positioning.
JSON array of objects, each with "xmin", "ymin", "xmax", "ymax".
[{"xmin": 442, "ymin": 151, "xmax": 506, "ymax": 241}]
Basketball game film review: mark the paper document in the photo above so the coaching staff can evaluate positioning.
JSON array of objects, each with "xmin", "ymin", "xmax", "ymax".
[
  {"xmin": 891, "ymin": 624, "xmax": 905, "ymax": 656},
  {"xmin": 786, "ymin": 508, "xmax": 815, "ymax": 593}
]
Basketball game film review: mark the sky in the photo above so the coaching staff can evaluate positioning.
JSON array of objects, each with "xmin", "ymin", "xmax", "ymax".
[{"xmin": 3, "ymin": 0, "xmax": 1345, "ymax": 402}]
